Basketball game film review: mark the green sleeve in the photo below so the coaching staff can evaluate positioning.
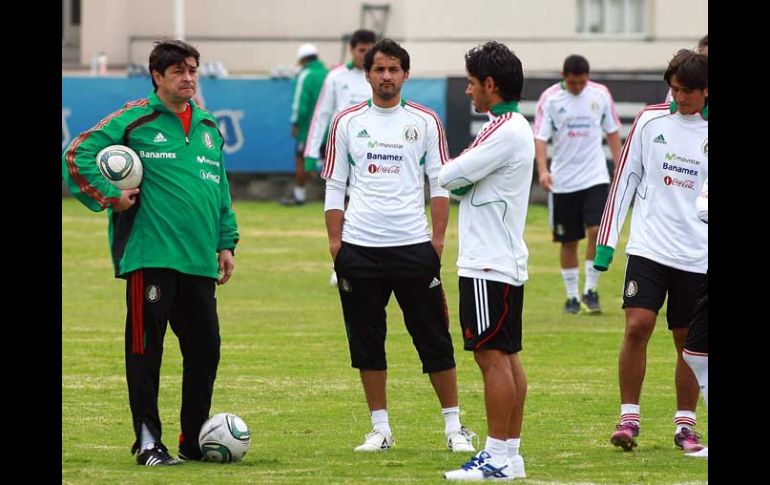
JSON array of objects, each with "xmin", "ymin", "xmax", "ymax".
[
  {"xmin": 593, "ymin": 245, "xmax": 615, "ymax": 271},
  {"xmin": 61, "ymin": 111, "xmax": 127, "ymax": 212},
  {"xmin": 217, "ymin": 153, "xmax": 239, "ymax": 251}
]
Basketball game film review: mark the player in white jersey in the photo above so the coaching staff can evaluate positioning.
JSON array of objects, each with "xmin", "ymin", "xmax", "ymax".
[
  {"xmin": 683, "ymin": 177, "xmax": 708, "ymax": 459},
  {"xmin": 323, "ymin": 39, "xmax": 476, "ymax": 455},
  {"xmin": 440, "ymin": 41, "xmax": 533, "ymax": 481},
  {"xmin": 594, "ymin": 50, "xmax": 708, "ymax": 453},
  {"xmin": 304, "ymin": 29, "xmax": 376, "ymax": 170},
  {"xmin": 534, "ymin": 55, "xmax": 622, "ymax": 315}
]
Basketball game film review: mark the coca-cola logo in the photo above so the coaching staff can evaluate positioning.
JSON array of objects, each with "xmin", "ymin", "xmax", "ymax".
[
  {"xmin": 663, "ymin": 176, "xmax": 695, "ymax": 190},
  {"xmin": 368, "ymin": 164, "xmax": 401, "ymax": 174}
]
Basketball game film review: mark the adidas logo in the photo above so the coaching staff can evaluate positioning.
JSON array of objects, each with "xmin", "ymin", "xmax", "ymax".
[
  {"xmin": 153, "ymin": 132, "xmax": 167, "ymax": 143},
  {"xmin": 557, "ymin": 107, "xmax": 567, "ymax": 114},
  {"xmin": 429, "ymin": 277, "xmax": 441, "ymax": 289},
  {"xmin": 653, "ymin": 134, "xmax": 666, "ymax": 144},
  {"xmin": 357, "ymin": 129, "xmax": 370, "ymax": 138}
]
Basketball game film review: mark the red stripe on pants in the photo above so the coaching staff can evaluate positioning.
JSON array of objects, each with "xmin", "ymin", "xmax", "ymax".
[{"xmin": 132, "ymin": 270, "xmax": 144, "ymax": 355}]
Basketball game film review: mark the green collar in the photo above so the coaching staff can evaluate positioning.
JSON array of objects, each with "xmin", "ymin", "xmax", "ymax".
[
  {"xmin": 148, "ymin": 90, "xmax": 198, "ymax": 112},
  {"xmin": 490, "ymin": 101, "xmax": 520, "ymax": 116},
  {"xmin": 367, "ymin": 98, "xmax": 407, "ymax": 108},
  {"xmin": 148, "ymin": 90, "xmax": 205, "ymax": 125},
  {"xmin": 346, "ymin": 60, "xmax": 354, "ymax": 69},
  {"xmin": 669, "ymin": 100, "xmax": 708, "ymax": 120}
]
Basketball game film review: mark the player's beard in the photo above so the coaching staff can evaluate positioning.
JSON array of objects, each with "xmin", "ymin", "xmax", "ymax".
[{"xmin": 376, "ymin": 84, "xmax": 398, "ymax": 101}]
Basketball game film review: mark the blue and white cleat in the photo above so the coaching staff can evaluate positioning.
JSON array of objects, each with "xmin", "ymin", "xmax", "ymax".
[{"xmin": 444, "ymin": 450, "xmax": 519, "ymax": 480}]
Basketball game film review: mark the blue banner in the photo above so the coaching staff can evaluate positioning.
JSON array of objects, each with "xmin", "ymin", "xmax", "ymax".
[{"xmin": 62, "ymin": 76, "xmax": 447, "ymax": 173}]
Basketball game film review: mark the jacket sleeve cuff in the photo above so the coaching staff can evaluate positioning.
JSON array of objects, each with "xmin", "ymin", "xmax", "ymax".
[{"xmin": 593, "ymin": 245, "xmax": 615, "ymax": 272}]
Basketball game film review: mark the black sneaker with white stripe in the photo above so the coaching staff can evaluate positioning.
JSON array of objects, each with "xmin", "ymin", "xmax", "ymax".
[{"xmin": 136, "ymin": 443, "xmax": 183, "ymax": 466}]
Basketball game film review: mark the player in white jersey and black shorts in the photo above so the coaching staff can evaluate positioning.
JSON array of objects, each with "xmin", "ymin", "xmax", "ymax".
[
  {"xmin": 439, "ymin": 41, "xmax": 534, "ymax": 481},
  {"xmin": 534, "ymin": 55, "xmax": 622, "ymax": 314},
  {"xmin": 594, "ymin": 50, "xmax": 708, "ymax": 454},
  {"xmin": 323, "ymin": 38, "xmax": 476, "ymax": 456}
]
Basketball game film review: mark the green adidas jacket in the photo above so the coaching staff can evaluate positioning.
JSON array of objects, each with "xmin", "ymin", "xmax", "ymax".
[
  {"xmin": 62, "ymin": 90, "xmax": 239, "ymax": 279},
  {"xmin": 290, "ymin": 58, "xmax": 328, "ymax": 142}
]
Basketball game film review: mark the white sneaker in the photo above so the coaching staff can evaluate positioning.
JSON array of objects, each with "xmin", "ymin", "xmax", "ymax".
[
  {"xmin": 446, "ymin": 426, "xmax": 477, "ymax": 452},
  {"xmin": 686, "ymin": 446, "xmax": 708, "ymax": 459},
  {"xmin": 329, "ymin": 270, "xmax": 338, "ymax": 287},
  {"xmin": 444, "ymin": 451, "xmax": 514, "ymax": 480},
  {"xmin": 354, "ymin": 429, "xmax": 393, "ymax": 452},
  {"xmin": 508, "ymin": 455, "xmax": 526, "ymax": 478}
]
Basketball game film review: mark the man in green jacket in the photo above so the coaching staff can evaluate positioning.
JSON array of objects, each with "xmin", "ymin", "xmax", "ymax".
[
  {"xmin": 282, "ymin": 43, "xmax": 328, "ymax": 205},
  {"xmin": 62, "ymin": 39, "xmax": 239, "ymax": 466}
]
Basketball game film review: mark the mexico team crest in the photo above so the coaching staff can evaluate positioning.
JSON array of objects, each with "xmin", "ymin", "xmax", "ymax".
[
  {"xmin": 203, "ymin": 131, "xmax": 214, "ymax": 149},
  {"xmin": 702, "ymin": 139, "xmax": 708, "ymax": 157},
  {"xmin": 145, "ymin": 284, "xmax": 161, "ymax": 302},
  {"xmin": 339, "ymin": 277, "xmax": 352, "ymax": 293},
  {"xmin": 403, "ymin": 125, "xmax": 419, "ymax": 143},
  {"xmin": 625, "ymin": 280, "xmax": 638, "ymax": 298}
]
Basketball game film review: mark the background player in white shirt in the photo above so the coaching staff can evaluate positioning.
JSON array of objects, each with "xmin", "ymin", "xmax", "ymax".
[
  {"xmin": 594, "ymin": 50, "xmax": 708, "ymax": 454},
  {"xmin": 304, "ymin": 29, "xmax": 376, "ymax": 286},
  {"xmin": 440, "ymin": 41, "xmax": 533, "ymax": 481},
  {"xmin": 534, "ymin": 55, "xmax": 622, "ymax": 314},
  {"xmin": 323, "ymin": 38, "xmax": 476, "ymax": 455},
  {"xmin": 304, "ymin": 29, "xmax": 376, "ymax": 171}
]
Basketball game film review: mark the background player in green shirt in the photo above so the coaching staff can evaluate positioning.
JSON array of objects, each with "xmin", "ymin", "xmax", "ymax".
[{"xmin": 282, "ymin": 43, "xmax": 328, "ymax": 205}]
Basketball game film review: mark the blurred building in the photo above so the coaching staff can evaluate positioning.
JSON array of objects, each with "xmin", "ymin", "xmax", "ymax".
[{"xmin": 63, "ymin": 0, "xmax": 707, "ymax": 76}]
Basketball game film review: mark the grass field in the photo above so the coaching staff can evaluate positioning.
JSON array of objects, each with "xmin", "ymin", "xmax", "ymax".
[{"xmin": 62, "ymin": 198, "xmax": 707, "ymax": 484}]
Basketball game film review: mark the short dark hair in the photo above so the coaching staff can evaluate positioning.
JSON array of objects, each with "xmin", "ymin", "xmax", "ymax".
[
  {"xmin": 664, "ymin": 49, "xmax": 708, "ymax": 90},
  {"xmin": 148, "ymin": 38, "xmax": 200, "ymax": 89},
  {"xmin": 698, "ymin": 34, "xmax": 708, "ymax": 50},
  {"xmin": 563, "ymin": 54, "xmax": 590, "ymax": 76},
  {"xmin": 350, "ymin": 29, "xmax": 376, "ymax": 48},
  {"xmin": 363, "ymin": 38, "xmax": 410, "ymax": 72},
  {"xmin": 464, "ymin": 41, "xmax": 523, "ymax": 102}
]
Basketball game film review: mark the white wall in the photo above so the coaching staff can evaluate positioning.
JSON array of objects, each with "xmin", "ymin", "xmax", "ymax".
[{"xmin": 80, "ymin": 0, "xmax": 708, "ymax": 75}]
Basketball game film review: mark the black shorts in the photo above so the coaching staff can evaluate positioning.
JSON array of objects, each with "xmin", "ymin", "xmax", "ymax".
[
  {"xmin": 333, "ymin": 241, "xmax": 455, "ymax": 373},
  {"xmin": 549, "ymin": 183, "xmax": 609, "ymax": 242},
  {"xmin": 458, "ymin": 277, "xmax": 523, "ymax": 354},
  {"xmin": 685, "ymin": 273, "xmax": 708, "ymax": 354},
  {"xmin": 622, "ymin": 255, "xmax": 707, "ymax": 329}
]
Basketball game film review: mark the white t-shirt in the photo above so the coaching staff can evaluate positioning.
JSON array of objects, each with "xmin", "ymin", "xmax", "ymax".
[
  {"xmin": 597, "ymin": 103, "xmax": 708, "ymax": 273},
  {"xmin": 534, "ymin": 81, "xmax": 620, "ymax": 193},
  {"xmin": 439, "ymin": 105, "xmax": 535, "ymax": 286},
  {"xmin": 323, "ymin": 99, "xmax": 449, "ymax": 247},
  {"xmin": 304, "ymin": 63, "xmax": 372, "ymax": 160}
]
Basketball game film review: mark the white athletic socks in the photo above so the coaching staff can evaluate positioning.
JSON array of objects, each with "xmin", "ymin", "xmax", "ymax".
[
  {"xmin": 442, "ymin": 406, "xmax": 462, "ymax": 435},
  {"xmin": 584, "ymin": 260, "xmax": 601, "ymax": 293},
  {"xmin": 620, "ymin": 404, "xmax": 641, "ymax": 425},
  {"xmin": 561, "ymin": 267, "xmax": 580, "ymax": 299},
  {"xmin": 371, "ymin": 409, "xmax": 392, "ymax": 436}
]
